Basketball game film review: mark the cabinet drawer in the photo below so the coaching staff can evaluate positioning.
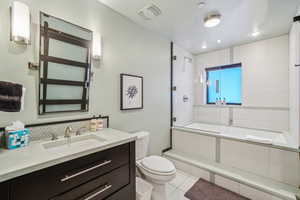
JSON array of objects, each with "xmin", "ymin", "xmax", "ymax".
[
  {"xmin": 0, "ymin": 181, "xmax": 9, "ymax": 200},
  {"xmin": 105, "ymin": 185, "xmax": 135, "ymax": 200},
  {"xmin": 50, "ymin": 164, "xmax": 130, "ymax": 200},
  {"xmin": 11, "ymin": 143, "xmax": 130, "ymax": 200}
]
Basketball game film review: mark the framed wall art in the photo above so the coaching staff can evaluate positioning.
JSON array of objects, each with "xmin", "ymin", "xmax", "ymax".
[{"xmin": 120, "ymin": 74, "xmax": 143, "ymax": 110}]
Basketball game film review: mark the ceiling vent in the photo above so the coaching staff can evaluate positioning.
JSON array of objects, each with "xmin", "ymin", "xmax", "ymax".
[{"xmin": 138, "ymin": 3, "xmax": 162, "ymax": 20}]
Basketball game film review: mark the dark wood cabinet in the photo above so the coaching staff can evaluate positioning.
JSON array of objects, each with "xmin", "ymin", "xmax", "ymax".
[
  {"xmin": 0, "ymin": 181, "xmax": 9, "ymax": 200},
  {"xmin": 51, "ymin": 165, "xmax": 129, "ymax": 200},
  {"xmin": 5, "ymin": 142, "xmax": 135, "ymax": 200}
]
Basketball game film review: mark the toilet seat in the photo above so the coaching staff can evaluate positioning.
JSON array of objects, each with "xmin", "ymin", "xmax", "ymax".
[{"xmin": 139, "ymin": 156, "xmax": 176, "ymax": 176}]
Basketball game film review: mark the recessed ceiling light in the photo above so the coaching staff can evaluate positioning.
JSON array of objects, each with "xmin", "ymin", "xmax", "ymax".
[
  {"xmin": 251, "ymin": 31, "xmax": 260, "ymax": 37},
  {"xmin": 204, "ymin": 11, "xmax": 221, "ymax": 28},
  {"xmin": 197, "ymin": 1, "xmax": 205, "ymax": 9},
  {"xmin": 217, "ymin": 39, "xmax": 221, "ymax": 43}
]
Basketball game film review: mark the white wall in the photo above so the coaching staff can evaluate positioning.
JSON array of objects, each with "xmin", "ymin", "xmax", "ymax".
[
  {"xmin": 233, "ymin": 36, "xmax": 289, "ymax": 107},
  {"xmin": 289, "ymin": 9, "xmax": 300, "ymax": 148},
  {"xmin": 0, "ymin": 0, "xmax": 171, "ymax": 155},
  {"xmin": 194, "ymin": 36, "xmax": 290, "ymax": 132},
  {"xmin": 173, "ymin": 44, "xmax": 194, "ymax": 126}
]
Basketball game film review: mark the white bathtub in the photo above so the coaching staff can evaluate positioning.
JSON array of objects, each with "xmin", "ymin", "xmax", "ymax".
[{"xmin": 184, "ymin": 123, "xmax": 289, "ymax": 147}]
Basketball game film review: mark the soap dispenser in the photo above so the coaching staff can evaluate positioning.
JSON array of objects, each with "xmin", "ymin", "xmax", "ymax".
[{"xmin": 90, "ymin": 119, "xmax": 97, "ymax": 132}]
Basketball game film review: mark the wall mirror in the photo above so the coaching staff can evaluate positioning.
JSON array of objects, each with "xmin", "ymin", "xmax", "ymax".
[
  {"xmin": 39, "ymin": 12, "xmax": 93, "ymax": 114},
  {"xmin": 172, "ymin": 0, "xmax": 300, "ymax": 149}
]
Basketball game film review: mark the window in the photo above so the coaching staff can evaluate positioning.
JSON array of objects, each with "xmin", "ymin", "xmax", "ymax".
[{"xmin": 206, "ymin": 63, "xmax": 242, "ymax": 105}]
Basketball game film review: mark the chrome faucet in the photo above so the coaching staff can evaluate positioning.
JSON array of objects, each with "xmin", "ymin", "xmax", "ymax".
[
  {"xmin": 76, "ymin": 126, "xmax": 88, "ymax": 136},
  {"xmin": 64, "ymin": 126, "xmax": 73, "ymax": 138}
]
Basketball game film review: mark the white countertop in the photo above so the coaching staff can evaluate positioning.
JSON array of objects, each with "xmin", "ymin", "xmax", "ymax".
[{"xmin": 0, "ymin": 128, "xmax": 137, "ymax": 183}]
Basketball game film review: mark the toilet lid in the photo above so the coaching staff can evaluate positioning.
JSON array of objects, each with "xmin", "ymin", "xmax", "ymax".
[{"xmin": 141, "ymin": 156, "xmax": 175, "ymax": 174}]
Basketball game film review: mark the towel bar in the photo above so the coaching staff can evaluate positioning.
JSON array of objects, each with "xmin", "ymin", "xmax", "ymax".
[{"xmin": 28, "ymin": 62, "xmax": 39, "ymax": 70}]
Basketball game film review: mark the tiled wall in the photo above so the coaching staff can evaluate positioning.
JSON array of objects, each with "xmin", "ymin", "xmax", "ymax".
[
  {"xmin": 220, "ymin": 139, "xmax": 300, "ymax": 187},
  {"xmin": 193, "ymin": 106, "xmax": 230, "ymax": 126},
  {"xmin": 193, "ymin": 35, "xmax": 290, "ymax": 133},
  {"xmin": 173, "ymin": 129, "xmax": 216, "ymax": 161},
  {"xmin": 232, "ymin": 108, "xmax": 289, "ymax": 132},
  {"xmin": 0, "ymin": 119, "xmax": 108, "ymax": 148},
  {"xmin": 28, "ymin": 121, "xmax": 91, "ymax": 141},
  {"xmin": 168, "ymin": 157, "xmax": 285, "ymax": 200},
  {"xmin": 172, "ymin": 129, "xmax": 300, "ymax": 187},
  {"xmin": 214, "ymin": 175, "xmax": 282, "ymax": 200},
  {"xmin": 193, "ymin": 106, "xmax": 289, "ymax": 132}
]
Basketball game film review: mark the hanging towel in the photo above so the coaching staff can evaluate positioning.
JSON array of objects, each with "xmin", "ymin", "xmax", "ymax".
[{"xmin": 0, "ymin": 81, "xmax": 23, "ymax": 112}]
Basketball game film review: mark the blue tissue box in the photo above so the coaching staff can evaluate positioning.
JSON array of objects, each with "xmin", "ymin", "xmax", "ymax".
[{"xmin": 6, "ymin": 129, "xmax": 30, "ymax": 149}]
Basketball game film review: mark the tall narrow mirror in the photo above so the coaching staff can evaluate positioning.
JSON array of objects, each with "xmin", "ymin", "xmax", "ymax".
[{"xmin": 39, "ymin": 13, "xmax": 93, "ymax": 114}]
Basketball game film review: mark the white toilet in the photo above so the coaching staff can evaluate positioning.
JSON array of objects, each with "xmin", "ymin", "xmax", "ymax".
[{"xmin": 134, "ymin": 131, "xmax": 176, "ymax": 200}]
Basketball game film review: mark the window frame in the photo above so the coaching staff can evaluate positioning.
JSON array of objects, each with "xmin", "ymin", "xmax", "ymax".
[{"xmin": 205, "ymin": 63, "xmax": 242, "ymax": 106}]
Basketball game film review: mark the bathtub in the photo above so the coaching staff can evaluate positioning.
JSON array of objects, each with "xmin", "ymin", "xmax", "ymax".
[{"xmin": 183, "ymin": 123, "xmax": 289, "ymax": 148}]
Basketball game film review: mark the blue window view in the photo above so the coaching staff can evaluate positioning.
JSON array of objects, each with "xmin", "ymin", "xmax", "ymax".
[{"xmin": 206, "ymin": 64, "xmax": 242, "ymax": 105}]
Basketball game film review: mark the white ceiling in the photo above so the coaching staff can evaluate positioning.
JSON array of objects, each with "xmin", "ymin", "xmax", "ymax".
[{"xmin": 97, "ymin": 0, "xmax": 300, "ymax": 54}]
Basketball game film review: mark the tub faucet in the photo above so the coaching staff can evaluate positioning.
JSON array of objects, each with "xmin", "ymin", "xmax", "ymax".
[{"xmin": 64, "ymin": 126, "xmax": 73, "ymax": 138}]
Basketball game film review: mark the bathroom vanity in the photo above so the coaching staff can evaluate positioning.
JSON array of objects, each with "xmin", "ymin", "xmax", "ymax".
[
  {"xmin": 0, "ymin": 129, "xmax": 136, "ymax": 200},
  {"xmin": 0, "ymin": 181, "xmax": 9, "ymax": 200}
]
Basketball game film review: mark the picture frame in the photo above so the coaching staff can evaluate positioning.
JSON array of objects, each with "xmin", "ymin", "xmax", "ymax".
[{"xmin": 120, "ymin": 74, "xmax": 143, "ymax": 110}]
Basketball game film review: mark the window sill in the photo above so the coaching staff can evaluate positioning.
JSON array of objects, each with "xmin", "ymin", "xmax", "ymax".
[{"xmin": 193, "ymin": 104, "xmax": 289, "ymax": 110}]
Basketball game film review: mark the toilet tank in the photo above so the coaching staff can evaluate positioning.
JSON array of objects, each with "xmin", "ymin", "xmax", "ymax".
[{"xmin": 133, "ymin": 131, "xmax": 150, "ymax": 160}]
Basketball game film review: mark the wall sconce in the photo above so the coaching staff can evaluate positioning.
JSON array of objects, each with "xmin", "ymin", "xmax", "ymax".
[
  {"xmin": 10, "ymin": 1, "xmax": 31, "ymax": 45},
  {"xmin": 93, "ymin": 33, "xmax": 102, "ymax": 60}
]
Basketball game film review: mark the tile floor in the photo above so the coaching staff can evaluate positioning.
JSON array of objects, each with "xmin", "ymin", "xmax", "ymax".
[
  {"xmin": 164, "ymin": 169, "xmax": 284, "ymax": 200},
  {"xmin": 166, "ymin": 169, "xmax": 199, "ymax": 200}
]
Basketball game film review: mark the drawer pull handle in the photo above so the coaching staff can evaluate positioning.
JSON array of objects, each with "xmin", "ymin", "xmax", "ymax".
[
  {"xmin": 61, "ymin": 160, "xmax": 112, "ymax": 182},
  {"xmin": 84, "ymin": 184, "xmax": 112, "ymax": 200}
]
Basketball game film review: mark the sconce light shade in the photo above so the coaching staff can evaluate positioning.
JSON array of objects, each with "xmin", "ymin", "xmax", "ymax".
[
  {"xmin": 11, "ymin": 1, "xmax": 31, "ymax": 44},
  {"xmin": 93, "ymin": 33, "xmax": 102, "ymax": 60}
]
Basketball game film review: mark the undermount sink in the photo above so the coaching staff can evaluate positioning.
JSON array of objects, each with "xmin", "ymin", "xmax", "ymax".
[{"xmin": 42, "ymin": 134, "xmax": 106, "ymax": 150}]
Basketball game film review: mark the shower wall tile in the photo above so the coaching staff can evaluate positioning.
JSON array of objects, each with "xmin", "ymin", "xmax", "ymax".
[
  {"xmin": 193, "ymin": 106, "xmax": 230, "ymax": 125},
  {"xmin": 171, "ymin": 128, "xmax": 300, "ymax": 187},
  {"xmin": 193, "ymin": 106, "xmax": 289, "ymax": 132},
  {"xmin": 221, "ymin": 139, "xmax": 300, "ymax": 186},
  {"xmin": 239, "ymin": 184, "xmax": 273, "ymax": 200},
  {"xmin": 269, "ymin": 148, "xmax": 300, "ymax": 187},
  {"xmin": 220, "ymin": 139, "xmax": 269, "ymax": 177},
  {"xmin": 232, "ymin": 108, "xmax": 289, "ymax": 132},
  {"xmin": 173, "ymin": 129, "xmax": 216, "ymax": 161},
  {"xmin": 215, "ymin": 175, "xmax": 240, "ymax": 194},
  {"xmin": 168, "ymin": 156, "xmax": 210, "ymax": 181}
]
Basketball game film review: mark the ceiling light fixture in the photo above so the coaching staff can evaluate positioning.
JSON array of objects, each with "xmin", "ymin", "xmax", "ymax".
[
  {"xmin": 93, "ymin": 33, "xmax": 102, "ymax": 60},
  {"xmin": 251, "ymin": 31, "xmax": 260, "ymax": 37},
  {"xmin": 204, "ymin": 11, "xmax": 221, "ymax": 28},
  {"xmin": 10, "ymin": 1, "xmax": 31, "ymax": 45},
  {"xmin": 217, "ymin": 39, "xmax": 221, "ymax": 43}
]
